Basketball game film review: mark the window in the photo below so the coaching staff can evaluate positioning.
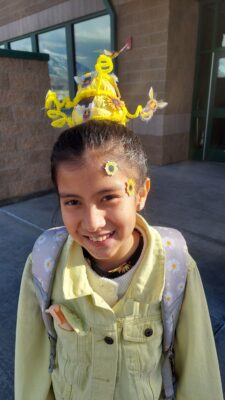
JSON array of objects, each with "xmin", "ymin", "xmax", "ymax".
[
  {"xmin": 38, "ymin": 28, "xmax": 69, "ymax": 98},
  {"xmin": 74, "ymin": 15, "xmax": 111, "ymax": 75},
  {"xmin": 10, "ymin": 37, "xmax": 32, "ymax": 52},
  {"xmin": 5, "ymin": 13, "xmax": 112, "ymax": 98}
]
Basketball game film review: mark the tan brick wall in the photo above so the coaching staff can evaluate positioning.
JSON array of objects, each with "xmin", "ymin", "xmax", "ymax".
[
  {"xmin": 140, "ymin": 132, "xmax": 189, "ymax": 166},
  {"xmin": 162, "ymin": 0, "xmax": 199, "ymax": 163},
  {"xmin": 113, "ymin": 0, "xmax": 199, "ymax": 165},
  {"xmin": 114, "ymin": 0, "xmax": 169, "ymax": 112},
  {"xmin": 113, "ymin": 0, "xmax": 169, "ymax": 164},
  {"xmin": 0, "ymin": 54, "xmax": 56, "ymax": 202},
  {"xmin": 0, "ymin": 0, "xmax": 105, "ymax": 41},
  {"xmin": 165, "ymin": 0, "xmax": 199, "ymax": 115},
  {"xmin": 0, "ymin": 0, "xmax": 63, "ymax": 26}
]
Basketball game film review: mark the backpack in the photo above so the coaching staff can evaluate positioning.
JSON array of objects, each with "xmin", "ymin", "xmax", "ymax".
[{"xmin": 32, "ymin": 225, "xmax": 189, "ymax": 400}]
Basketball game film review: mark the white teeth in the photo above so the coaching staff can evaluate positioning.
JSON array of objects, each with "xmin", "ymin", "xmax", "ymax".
[{"xmin": 89, "ymin": 233, "xmax": 111, "ymax": 242}]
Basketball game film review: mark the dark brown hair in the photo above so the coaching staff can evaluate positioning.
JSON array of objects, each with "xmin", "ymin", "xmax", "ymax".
[{"xmin": 51, "ymin": 120, "xmax": 148, "ymax": 189}]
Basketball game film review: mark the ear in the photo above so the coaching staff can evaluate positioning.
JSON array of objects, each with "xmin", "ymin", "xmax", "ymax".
[{"xmin": 136, "ymin": 178, "xmax": 150, "ymax": 211}]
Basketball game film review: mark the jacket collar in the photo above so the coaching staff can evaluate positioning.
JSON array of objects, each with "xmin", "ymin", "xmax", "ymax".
[{"xmin": 62, "ymin": 214, "xmax": 165, "ymax": 309}]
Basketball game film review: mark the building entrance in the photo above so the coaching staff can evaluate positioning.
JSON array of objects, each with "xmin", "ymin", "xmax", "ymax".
[{"xmin": 190, "ymin": 0, "xmax": 225, "ymax": 162}]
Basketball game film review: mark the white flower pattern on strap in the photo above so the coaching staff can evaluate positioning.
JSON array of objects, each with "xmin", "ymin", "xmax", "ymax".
[
  {"xmin": 55, "ymin": 232, "xmax": 68, "ymax": 242},
  {"xmin": 44, "ymin": 257, "xmax": 54, "ymax": 271},
  {"xmin": 162, "ymin": 236, "xmax": 175, "ymax": 248},
  {"xmin": 37, "ymin": 235, "xmax": 46, "ymax": 245},
  {"xmin": 167, "ymin": 258, "xmax": 180, "ymax": 273},
  {"xmin": 163, "ymin": 291, "xmax": 173, "ymax": 305},
  {"xmin": 177, "ymin": 282, "xmax": 185, "ymax": 293}
]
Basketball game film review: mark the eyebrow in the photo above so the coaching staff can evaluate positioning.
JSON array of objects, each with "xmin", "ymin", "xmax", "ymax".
[{"xmin": 59, "ymin": 185, "xmax": 124, "ymax": 199}]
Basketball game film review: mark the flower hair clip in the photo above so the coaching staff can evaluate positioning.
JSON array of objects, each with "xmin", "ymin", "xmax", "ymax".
[
  {"xmin": 104, "ymin": 161, "xmax": 118, "ymax": 176},
  {"xmin": 140, "ymin": 87, "xmax": 168, "ymax": 122},
  {"xmin": 126, "ymin": 178, "xmax": 136, "ymax": 196}
]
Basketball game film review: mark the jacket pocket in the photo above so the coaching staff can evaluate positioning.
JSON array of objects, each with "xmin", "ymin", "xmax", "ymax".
[
  {"xmin": 52, "ymin": 368, "xmax": 73, "ymax": 400},
  {"xmin": 55, "ymin": 321, "xmax": 92, "ymax": 388},
  {"xmin": 122, "ymin": 317, "xmax": 163, "ymax": 374}
]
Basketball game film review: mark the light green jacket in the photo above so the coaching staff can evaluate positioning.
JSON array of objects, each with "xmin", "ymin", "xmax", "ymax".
[{"xmin": 15, "ymin": 216, "xmax": 224, "ymax": 400}]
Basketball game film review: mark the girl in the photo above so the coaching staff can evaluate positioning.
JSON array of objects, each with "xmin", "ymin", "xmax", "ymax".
[{"xmin": 15, "ymin": 120, "xmax": 223, "ymax": 400}]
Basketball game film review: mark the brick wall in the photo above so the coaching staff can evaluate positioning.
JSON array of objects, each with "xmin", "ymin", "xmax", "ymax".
[
  {"xmin": 0, "ymin": 51, "xmax": 56, "ymax": 203},
  {"xmin": 163, "ymin": 0, "xmax": 199, "ymax": 164},
  {"xmin": 113, "ymin": 0, "xmax": 199, "ymax": 165},
  {"xmin": 0, "ymin": 0, "xmax": 63, "ymax": 26},
  {"xmin": 0, "ymin": 0, "xmax": 104, "ymax": 41},
  {"xmin": 115, "ymin": 0, "xmax": 169, "ymax": 112},
  {"xmin": 113, "ymin": 0, "xmax": 169, "ymax": 164}
]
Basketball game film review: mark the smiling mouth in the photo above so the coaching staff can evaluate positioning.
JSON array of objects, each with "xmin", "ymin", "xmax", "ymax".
[{"xmin": 84, "ymin": 231, "xmax": 115, "ymax": 242}]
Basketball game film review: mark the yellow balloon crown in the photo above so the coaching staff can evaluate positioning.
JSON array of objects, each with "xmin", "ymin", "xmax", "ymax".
[{"xmin": 45, "ymin": 48, "xmax": 167, "ymax": 128}]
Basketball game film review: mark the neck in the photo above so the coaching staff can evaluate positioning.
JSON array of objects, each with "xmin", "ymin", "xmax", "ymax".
[
  {"xmin": 83, "ymin": 230, "xmax": 143, "ymax": 279},
  {"xmin": 100, "ymin": 229, "xmax": 141, "ymax": 271}
]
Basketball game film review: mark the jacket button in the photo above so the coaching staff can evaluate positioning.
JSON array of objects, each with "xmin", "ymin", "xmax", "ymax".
[
  {"xmin": 104, "ymin": 336, "xmax": 114, "ymax": 345},
  {"xmin": 144, "ymin": 328, "xmax": 153, "ymax": 337}
]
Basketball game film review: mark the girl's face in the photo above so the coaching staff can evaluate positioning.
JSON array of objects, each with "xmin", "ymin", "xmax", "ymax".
[{"xmin": 57, "ymin": 151, "xmax": 150, "ymax": 270}]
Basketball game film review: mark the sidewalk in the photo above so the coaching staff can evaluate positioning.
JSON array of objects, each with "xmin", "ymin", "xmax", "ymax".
[{"xmin": 1, "ymin": 160, "xmax": 225, "ymax": 399}]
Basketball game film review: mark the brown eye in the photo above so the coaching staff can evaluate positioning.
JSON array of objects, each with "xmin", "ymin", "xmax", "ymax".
[
  {"xmin": 64, "ymin": 200, "xmax": 80, "ymax": 206},
  {"xmin": 102, "ymin": 195, "xmax": 118, "ymax": 202}
]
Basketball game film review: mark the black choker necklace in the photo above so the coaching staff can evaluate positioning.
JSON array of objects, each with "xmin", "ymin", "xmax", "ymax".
[{"xmin": 83, "ymin": 233, "xmax": 144, "ymax": 279}]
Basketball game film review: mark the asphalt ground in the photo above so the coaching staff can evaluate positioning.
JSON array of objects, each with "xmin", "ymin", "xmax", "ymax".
[{"xmin": 0, "ymin": 160, "xmax": 225, "ymax": 399}]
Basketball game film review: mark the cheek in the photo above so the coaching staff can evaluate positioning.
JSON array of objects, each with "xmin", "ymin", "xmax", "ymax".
[
  {"xmin": 60, "ymin": 206, "xmax": 77, "ymax": 229},
  {"xmin": 109, "ymin": 199, "xmax": 136, "ymax": 225},
  {"xmin": 60, "ymin": 210, "xmax": 71, "ymax": 229}
]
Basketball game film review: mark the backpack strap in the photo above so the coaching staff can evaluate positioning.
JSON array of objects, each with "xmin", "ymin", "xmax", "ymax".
[
  {"xmin": 32, "ymin": 226, "xmax": 68, "ymax": 373},
  {"xmin": 154, "ymin": 226, "xmax": 189, "ymax": 400}
]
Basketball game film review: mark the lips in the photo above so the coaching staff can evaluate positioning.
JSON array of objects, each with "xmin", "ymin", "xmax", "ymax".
[{"xmin": 84, "ymin": 231, "xmax": 115, "ymax": 243}]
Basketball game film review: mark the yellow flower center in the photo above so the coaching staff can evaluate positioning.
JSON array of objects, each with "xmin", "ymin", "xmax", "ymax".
[
  {"xmin": 46, "ymin": 261, "xmax": 52, "ymax": 268},
  {"xmin": 104, "ymin": 161, "xmax": 118, "ymax": 176},
  {"xmin": 126, "ymin": 178, "xmax": 136, "ymax": 196},
  {"xmin": 149, "ymin": 99, "xmax": 158, "ymax": 110}
]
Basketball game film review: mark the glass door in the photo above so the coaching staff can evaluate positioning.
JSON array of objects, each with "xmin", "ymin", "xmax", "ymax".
[
  {"xmin": 190, "ymin": 0, "xmax": 225, "ymax": 162},
  {"xmin": 204, "ymin": 49, "xmax": 225, "ymax": 160},
  {"xmin": 190, "ymin": 51, "xmax": 213, "ymax": 160}
]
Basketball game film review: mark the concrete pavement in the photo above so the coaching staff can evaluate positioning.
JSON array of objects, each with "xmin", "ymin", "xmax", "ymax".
[{"xmin": 0, "ymin": 160, "xmax": 225, "ymax": 399}]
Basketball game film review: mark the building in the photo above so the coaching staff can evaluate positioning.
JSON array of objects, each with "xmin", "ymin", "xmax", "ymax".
[{"xmin": 0, "ymin": 0, "xmax": 224, "ymax": 200}]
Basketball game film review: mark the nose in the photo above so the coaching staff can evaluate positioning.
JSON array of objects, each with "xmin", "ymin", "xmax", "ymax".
[{"xmin": 82, "ymin": 205, "xmax": 106, "ymax": 232}]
